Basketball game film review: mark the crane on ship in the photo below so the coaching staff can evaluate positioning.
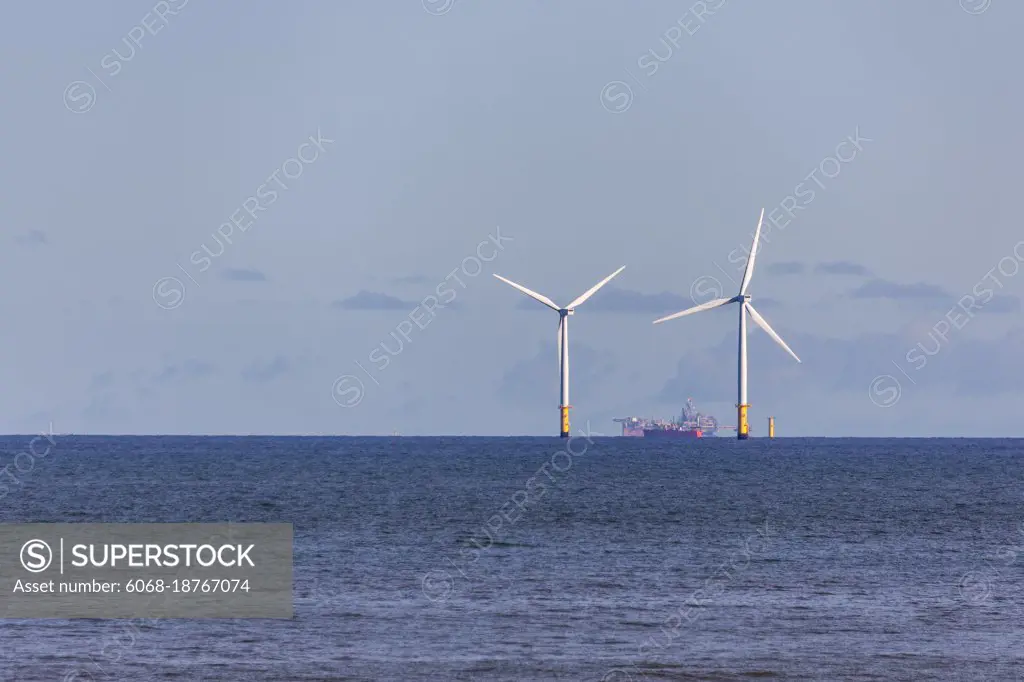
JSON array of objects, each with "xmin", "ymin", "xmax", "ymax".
[{"xmin": 613, "ymin": 397, "xmax": 736, "ymax": 436}]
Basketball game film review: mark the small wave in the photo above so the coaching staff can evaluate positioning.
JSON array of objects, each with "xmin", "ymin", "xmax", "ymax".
[{"xmin": 454, "ymin": 537, "xmax": 533, "ymax": 548}]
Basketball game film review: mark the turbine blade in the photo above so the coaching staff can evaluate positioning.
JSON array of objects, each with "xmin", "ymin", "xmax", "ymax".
[
  {"xmin": 493, "ymin": 274, "xmax": 560, "ymax": 311},
  {"xmin": 567, "ymin": 266, "xmax": 626, "ymax": 310},
  {"xmin": 745, "ymin": 303, "xmax": 801, "ymax": 363},
  {"xmin": 653, "ymin": 297, "xmax": 736, "ymax": 325},
  {"xmin": 738, "ymin": 208, "xmax": 765, "ymax": 296}
]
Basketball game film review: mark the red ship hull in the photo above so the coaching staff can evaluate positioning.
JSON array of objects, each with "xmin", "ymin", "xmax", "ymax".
[{"xmin": 642, "ymin": 428, "xmax": 703, "ymax": 438}]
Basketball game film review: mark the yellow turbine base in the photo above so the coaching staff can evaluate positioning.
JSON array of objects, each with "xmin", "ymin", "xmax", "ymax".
[
  {"xmin": 737, "ymin": 404, "xmax": 750, "ymax": 440},
  {"xmin": 560, "ymin": 405, "xmax": 570, "ymax": 438},
  {"xmin": 768, "ymin": 417, "xmax": 775, "ymax": 439}
]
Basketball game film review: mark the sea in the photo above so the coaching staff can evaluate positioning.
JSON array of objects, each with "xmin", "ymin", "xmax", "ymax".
[{"xmin": 1, "ymin": 435, "xmax": 1022, "ymax": 681}]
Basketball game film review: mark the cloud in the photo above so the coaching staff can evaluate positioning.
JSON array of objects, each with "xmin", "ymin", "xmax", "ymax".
[
  {"xmin": 850, "ymin": 279, "xmax": 949, "ymax": 301},
  {"xmin": 765, "ymin": 261, "xmax": 872, "ymax": 277},
  {"xmin": 509, "ymin": 287, "xmax": 783, "ymax": 313},
  {"xmin": 15, "ymin": 229, "xmax": 47, "ymax": 246},
  {"xmin": 982, "ymin": 295, "xmax": 1021, "ymax": 313},
  {"xmin": 510, "ymin": 287, "xmax": 693, "ymax": 314},
  {"xmin": 82, "ymin": 394, "xmax": 126, "ymax": 423},
  {"xmin": 765, "ymin": 262, "xmax": 805, "ymax": 276},
  {"xmin": 849, "ymin": 278, "xmax": 1020, "ymax": 314},
  {"xmin": 221, "ymin": 268, "xmax": 267, "ymax": 282},
  {"xmin": 242, "ymin": 355, "xmax": 291, "ymax": 383},
  {"xmin": 657, "ymin": 324, "xmax": 1024, "ymax": 405},
  {"xmin": 815, "ymin": 261, "xmax": 872, "ymax": 276},
  {"xmin": 497, "ymin": 341, "xmax": 618, "ymax": 406},
  {"xmin": 946, "ymin": 327, "xmax": 1024, "ymax": 395},
  {"xmin": 394, "ymin": 396, "xmax": 428, "ymax": 418},
  {"xmin": 658, "ymin": 330, "xmax": 810, "ymax": 405},
  {"xmin": 152, "ymin": 360, "xmax": 216, "ymax": 384},
  {"xmin": 88, "ymin": 370, "xmax": 115, "ymax": 391},
  {"xmin": 392, "ymin": 275, "xmax": 431, "ymax": 286},
  {"xmin": 569, "ymin": 287, "xmax": 691, "ymax": 314},
  {"xmin": 333, "ymin": 291, "xmax": 416, "ymax": 310}
]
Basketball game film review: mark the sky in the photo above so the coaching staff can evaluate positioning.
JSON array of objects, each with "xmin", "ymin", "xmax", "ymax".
[{"xmin": 0, "ymin": 0, "xmax": 1021, "ymax": 436}]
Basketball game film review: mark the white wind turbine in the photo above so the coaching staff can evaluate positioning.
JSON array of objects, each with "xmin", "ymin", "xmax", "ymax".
[
  {"xmin": 653, "ymin": 209, "xmax": 800, "ymax": 439},
  {"xmin": 494, "ymin": 266, "xmax": 626, "ymax": 437}
]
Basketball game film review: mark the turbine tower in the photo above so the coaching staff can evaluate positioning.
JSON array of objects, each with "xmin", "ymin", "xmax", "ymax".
[
  {"xmin": 494, "ymin": 266, "xmax": 625, "ymax": 437},
  {"xmin": 653, "ymin": 209, "xmax": 800, "ymax": 439}
]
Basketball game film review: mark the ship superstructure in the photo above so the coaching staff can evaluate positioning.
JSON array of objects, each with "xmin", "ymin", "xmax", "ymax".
[{"xmin": 614, "ymin": 398, "xmax": 731, "ymax": 438}]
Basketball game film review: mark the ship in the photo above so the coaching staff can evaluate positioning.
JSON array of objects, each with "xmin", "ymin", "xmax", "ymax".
[{"xmin": 613, "ymin": 398, "xmax": 733, "ymax": 438}]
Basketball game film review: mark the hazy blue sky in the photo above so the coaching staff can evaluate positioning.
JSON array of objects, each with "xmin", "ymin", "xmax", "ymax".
[{"xmin": 1, "ymin": 0, "xmax": 1020, "ymax": 435}]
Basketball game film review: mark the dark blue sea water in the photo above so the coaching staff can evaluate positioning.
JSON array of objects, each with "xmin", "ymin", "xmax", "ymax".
[{"xmin": 1, "ymin": 436, "xmax": 1023, "ymax": 681}]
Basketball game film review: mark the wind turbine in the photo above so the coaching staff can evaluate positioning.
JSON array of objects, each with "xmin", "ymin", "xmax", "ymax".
[
  {"xmin": 494, "ymin": 266, "xmax": 626, "ymax": 437},
  {"xmin": 653, "ymin": 209, "xmax": 800, "ymax": 439}
]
